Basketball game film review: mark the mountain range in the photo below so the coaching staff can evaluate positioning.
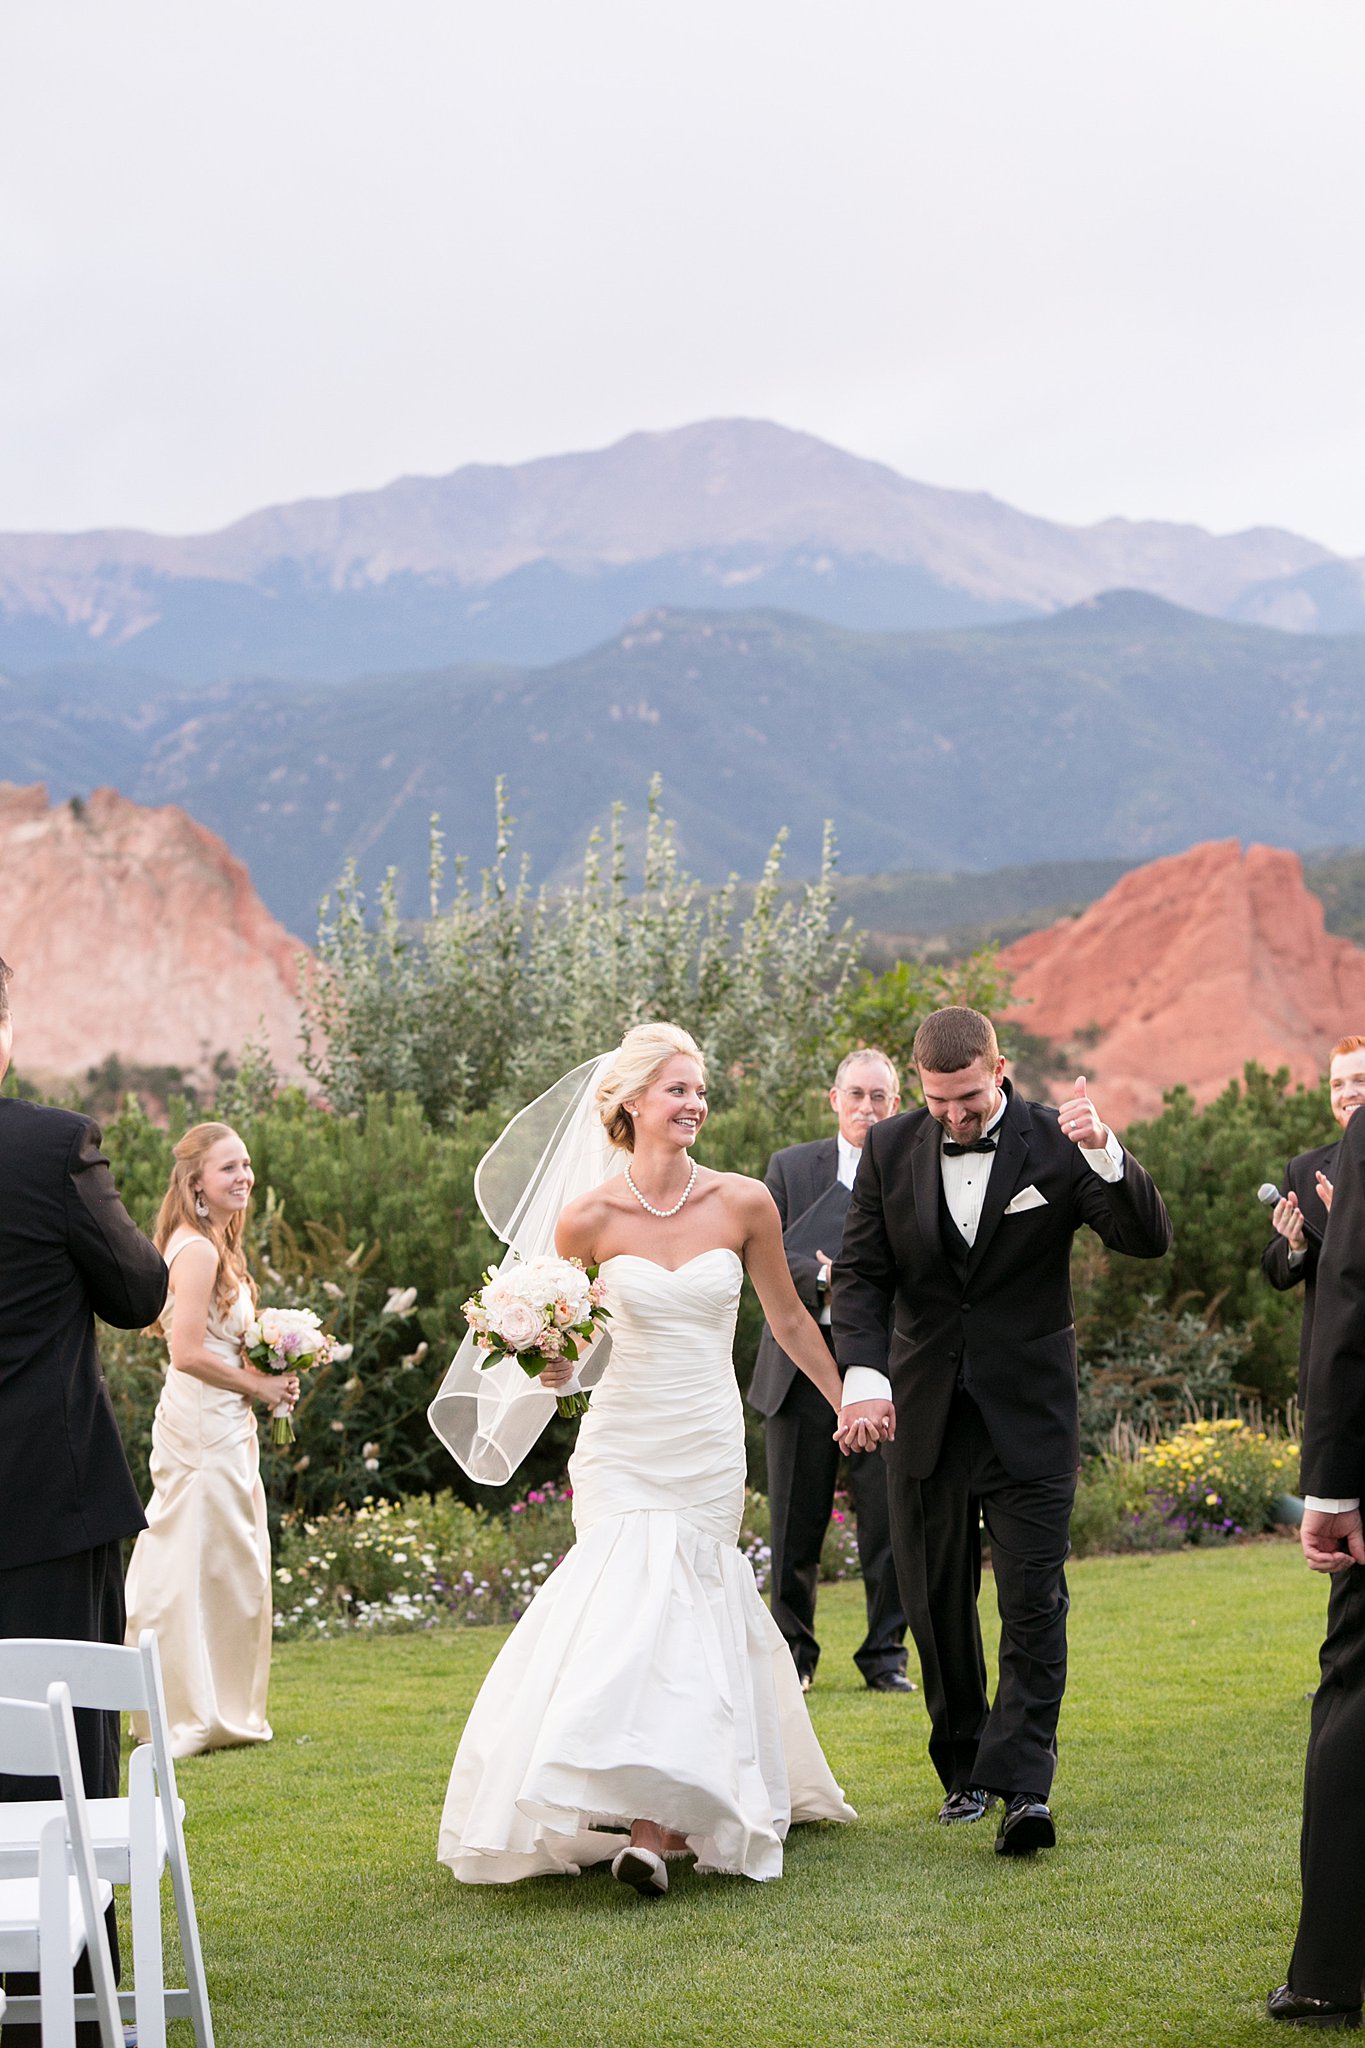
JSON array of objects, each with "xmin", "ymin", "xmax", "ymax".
[
  {"xmin": 3, "ymin": 419, "xmax": 1364, "ymax": 679},
  {"xmin": 5, "ymin": 591, "xmax": 1364, "ymax": 935}
]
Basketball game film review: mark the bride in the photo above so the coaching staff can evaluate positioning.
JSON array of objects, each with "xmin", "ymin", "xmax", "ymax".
[{"xmin": 433, "ymin": 1022, "xmax": 891, "ymax": 1896}]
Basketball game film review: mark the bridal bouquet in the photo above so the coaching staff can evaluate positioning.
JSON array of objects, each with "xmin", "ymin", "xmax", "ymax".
[
  {"xmin": 244, "ymin": 1306, "xmax": 333, "ymax": 1445},
  {"xmin": 462, "ymin": 1255, "xmax": 609, "ymax": 1418}
]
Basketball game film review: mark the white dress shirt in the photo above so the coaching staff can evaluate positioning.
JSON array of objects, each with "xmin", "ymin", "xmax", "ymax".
[
  {"xmin": 816, "ymin": 1134, "xmax": 864, "ymax": 1326},
  {"xmin": 841, "ymin": 1095, "xmax": 1126, "ymax": 1409}
]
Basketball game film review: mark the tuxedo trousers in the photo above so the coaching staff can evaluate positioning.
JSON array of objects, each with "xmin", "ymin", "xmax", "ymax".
[
  {"xmin": 0, "ymin": 1539, "xmax": 126, "ymax": 2048},
  {"xmin": 1289, "ymin": 1563, "xmax": 1365, "ymax": 2007},
  {"xmin": 890, "ymin": 1390, "xmax": 1075, "ymax": 1801},
  {"xmin": 765, "ymin": 1359, "xmax": 907, "ymax": 1684}
]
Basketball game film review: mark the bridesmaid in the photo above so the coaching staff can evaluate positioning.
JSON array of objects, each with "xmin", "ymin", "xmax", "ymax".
[{"xmin": 125, "ymin": 1122, "xmax": 298, "ymax": 1757}]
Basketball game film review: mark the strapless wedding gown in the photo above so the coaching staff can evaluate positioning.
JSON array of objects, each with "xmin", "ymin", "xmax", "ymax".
[
  {"xmin": 125, "ymin": 1229, "xmax": 273, "ymax": 1757},
  {"xmin": 438, "ymin": 1248, "xmax": 854, "ymax": 1883}
]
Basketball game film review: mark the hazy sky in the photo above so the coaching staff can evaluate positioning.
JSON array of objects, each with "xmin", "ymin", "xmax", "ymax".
[{"xmin": 3, "ymin": 0, "xmax": 1362, "ymax": 550}]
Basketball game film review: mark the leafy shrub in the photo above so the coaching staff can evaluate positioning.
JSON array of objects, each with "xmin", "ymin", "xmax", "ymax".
[
  {"xmin": 303, "ymin": 779, "xmax": 862, "ymax": 1125},
  {"xmin": 1076, "ymin": 1303, "xmax": 1252, "ymax": 1459},
  {"xmin": 1079, "ymin": 1063, "xmax": 1337, "ymax": 1408},
  {"xmin": 835, "ymin": 950, "xmax": 1017, "ymax": 1099}
]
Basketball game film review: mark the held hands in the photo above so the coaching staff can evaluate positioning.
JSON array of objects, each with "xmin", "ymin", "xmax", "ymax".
[
  {"xmin": 1301, "ymin": 1507, "xmax": 1365, "ymax": 1573},
  {"xmin": 835, "ymin": 1399, "xmax": 895, "ymax": 1453},
  {"xmin": 1272, "ymin": 1189, "xmax": 1308, "ymax": 1252},
  {"xmin": 1058, "ymin": 1076, "xmax": 1108, "ymax": 1152}
]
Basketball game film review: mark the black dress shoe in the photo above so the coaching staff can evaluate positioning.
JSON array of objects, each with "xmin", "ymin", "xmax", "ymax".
[
  {"xmin": 937, "ymin": 1786, "xmax": 994, "ymax": 1824},
  {"xmin": 865, "ymin": 1671, "xmax": 917, "ymax": 1693},
  {"xmin": 1267, "ymin": 1984, "xmax": 1362, "ymax": 2028},
  {"xmin": 994, "ymin": 1795, "xmax": 1056, "ymax": 1855}
]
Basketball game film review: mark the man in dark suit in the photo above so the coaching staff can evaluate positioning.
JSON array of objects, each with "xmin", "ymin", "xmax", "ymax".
[
  {"xmin": 0, "ymin": 954, "xmax": 167, "ymax": 2045},
  {"xmin": 1267, "ymin": 1082, "xmax": 1365, "ymax": 2029},
  {"xmin": 749, "ymin": 1048, "xmax": 910, "ymax": 1693},
  {"xmin": 1262, "ymin": 1035, "xmax": 1365, "ymax": 1403},
  {"xmin": 833, "ymin": 1007, "xmax": 1171, "ymax": 1855},
  {"xmin": 1268, "ymin": 1081, "xmax": 1365, "ymax": 2023}
]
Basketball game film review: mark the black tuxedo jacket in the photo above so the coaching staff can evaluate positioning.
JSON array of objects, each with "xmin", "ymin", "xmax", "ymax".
[
  {"xmin": 832, "ymin": 1082, "xmax": 1172, "ymax": 1482},
  {"xmin": 749, "ymin": 1137, "xmax": 841, "ymax": 1417},
  {"xmin": 0, "ymin": 1098, "xmax": 167, "ymax": 1570},
  {"xmin": 1300, "ymin": 1108, "xmax": 1365, "ymax": 1499},
  {"xmin": 1261, "ymin": 1139, "xmax": 1339, "ymax": 1405}
]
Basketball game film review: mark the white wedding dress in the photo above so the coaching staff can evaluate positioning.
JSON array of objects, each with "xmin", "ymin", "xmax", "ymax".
[{"xmin": 438, "ymin": 1247, "xmax": 855, "ymax": 1883}]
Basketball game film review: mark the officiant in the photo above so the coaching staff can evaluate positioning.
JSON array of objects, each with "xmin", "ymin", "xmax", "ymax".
[{"xmin": 748, "ymin": 1048, "xmax": 911, "ymax": 1693}]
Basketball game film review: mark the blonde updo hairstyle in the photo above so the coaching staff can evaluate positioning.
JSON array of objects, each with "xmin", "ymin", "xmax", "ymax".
[
  {"xmin": 596, "ymin": 1022, "xmax": 706, "ymax": 1154},
  {"xmin": 152, "ymin": 1121, "xmax": 259, "ymax": 1320}
]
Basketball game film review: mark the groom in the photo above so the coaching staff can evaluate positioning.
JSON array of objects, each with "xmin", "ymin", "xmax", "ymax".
[{"xmin": 833, "ymin": 1007, "xmax": 1171, "ymax": 1855}]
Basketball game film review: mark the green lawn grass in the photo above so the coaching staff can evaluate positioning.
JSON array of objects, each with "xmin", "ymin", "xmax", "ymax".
[{"xmin": 149, "ymin": 1544, "xmax": 1326, "ymax": 2047}]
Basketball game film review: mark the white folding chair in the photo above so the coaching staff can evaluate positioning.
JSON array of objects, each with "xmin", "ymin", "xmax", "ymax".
[
  {"xmin": 0, "ymin": 1682, "xmax": 122, "ymax": 2048},
  {"xmin": 0, "ymin": 1632, "xmax": 213, "ymax": 2047}
]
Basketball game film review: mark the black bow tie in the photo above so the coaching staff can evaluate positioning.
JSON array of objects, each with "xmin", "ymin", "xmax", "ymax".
[{"xmin": 942, "ymin": 1136, "xmax": 997, "ymax": 1156}]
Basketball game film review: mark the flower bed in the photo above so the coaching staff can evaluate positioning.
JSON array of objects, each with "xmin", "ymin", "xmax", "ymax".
[
  {"xmin": 273, "ymin": 1417, "xmax": 1298, "ymax": 1637},
  {"xmin": 273, "ymin": 1482, "xmax": 863, "ymax": 1638},
  {"xmin": 1072, "ymin": 1417, "xmax": 1300, "ymax": 1556}
]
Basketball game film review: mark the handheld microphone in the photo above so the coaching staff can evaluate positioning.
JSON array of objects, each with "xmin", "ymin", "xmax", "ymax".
[{"xmin": 1258, "ymin": 1179, "xmax": 1324, "ymax": 1243}]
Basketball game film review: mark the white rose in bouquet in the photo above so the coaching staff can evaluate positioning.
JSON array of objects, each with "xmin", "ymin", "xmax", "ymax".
[{"xmin": 486, "ymin": 1297, "xmax": 543, "ymax": 1351}]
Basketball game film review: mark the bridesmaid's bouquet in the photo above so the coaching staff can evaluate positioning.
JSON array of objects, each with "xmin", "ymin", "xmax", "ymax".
[
  {"xmin": 462, "ymin": 1255, "xmax": 609, "ymax": 1418},
  {"xmin": 244, "ymin": 1306, "xmax": 334, "ymax": 1444}
]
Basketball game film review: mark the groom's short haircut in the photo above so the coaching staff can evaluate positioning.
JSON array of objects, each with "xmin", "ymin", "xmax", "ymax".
[
  {"xmin": 1330, "ymin": 1035, "xmax": 1365, "ymax": 1065},
  {"xmin": 0, "ymin": 954, "xmax": 10, "ymax": 1018},
  {"xmin": 834, "ymin": 1046, "xmax": 900, "ymax": 1095},
  {"xmin": 913, "ymin": 1006, "xmax": 999, "ymax": 1075}
]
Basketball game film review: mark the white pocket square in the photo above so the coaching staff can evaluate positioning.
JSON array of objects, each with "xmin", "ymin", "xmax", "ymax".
[{"xmin": 1003, "ymin": 1185, "xmax": 1048, "ymax": 1214}]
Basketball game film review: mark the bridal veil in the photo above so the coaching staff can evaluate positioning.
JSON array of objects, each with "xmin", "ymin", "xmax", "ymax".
[{"xmin": 428, "ymin": 1052, "xmax": 623, "ymax": 1485}]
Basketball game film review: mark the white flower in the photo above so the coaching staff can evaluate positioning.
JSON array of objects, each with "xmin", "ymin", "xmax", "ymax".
[
  {"xmin": 383, "ymin": 1287, "xmax": 418, "ymax": 1316},
  {"xmin": 487, "ymin": 1298, "xmax": 542, "ymax": 1351},
  {"xmin": 331, "ymin": 1343, "xmax": 354, "ymax": 1362}
]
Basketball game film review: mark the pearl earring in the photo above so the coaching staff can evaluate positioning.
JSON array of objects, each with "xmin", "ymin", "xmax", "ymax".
[{"xmin": 194, "ymin": 1190, "xmax": 209, "ymax": 1219}]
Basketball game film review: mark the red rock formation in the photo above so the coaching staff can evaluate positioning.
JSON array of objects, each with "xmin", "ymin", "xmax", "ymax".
[
  {"xmin": 0, "ymin": 783, "xmax": 309, "ymax": 1085},
  {"xmin": 999, "ymin": 840, "xmax": 1365, "ymax": 1131}
]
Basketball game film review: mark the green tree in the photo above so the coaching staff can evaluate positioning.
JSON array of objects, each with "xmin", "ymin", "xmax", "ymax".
[
  {"xmin": 303, "ymin": 778, "xmax": 861, "ymax": 1126},
  {"xmin": 1079, "ymin": 1063, "xmax": 1337, "ymax": 1408},
  {"xmin": 834, "ymin": 948, "xmax": 1018, "ymax": 1093}
]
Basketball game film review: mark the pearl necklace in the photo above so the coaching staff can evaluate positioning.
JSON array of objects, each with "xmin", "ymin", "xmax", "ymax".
[{"xmin": 624, "ymin": 1159, "xmax": 698, "ymax": 1218}]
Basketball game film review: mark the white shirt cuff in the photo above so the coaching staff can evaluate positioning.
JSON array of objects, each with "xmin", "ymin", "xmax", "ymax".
[
  {"xmin": 1080, "ymin": 1129, "xmax": 1125, "ymax": 1182},
  {"xmin": 1305, "ymin": 1496, "xmax": 1361, "ymax": 1515},
  {"xmin": 841, "ymin": 1366, "xmax": 893, "ymax": 1406},
  {"xmin": 1287, "ymin": 1247, "xmax": 1306, "ymax": 1269}
]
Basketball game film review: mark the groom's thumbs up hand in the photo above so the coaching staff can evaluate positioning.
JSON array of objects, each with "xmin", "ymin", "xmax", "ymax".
[{"xmin": 1059, "ymin": 1076, "xmax": 1108, "ymax": 1151}]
